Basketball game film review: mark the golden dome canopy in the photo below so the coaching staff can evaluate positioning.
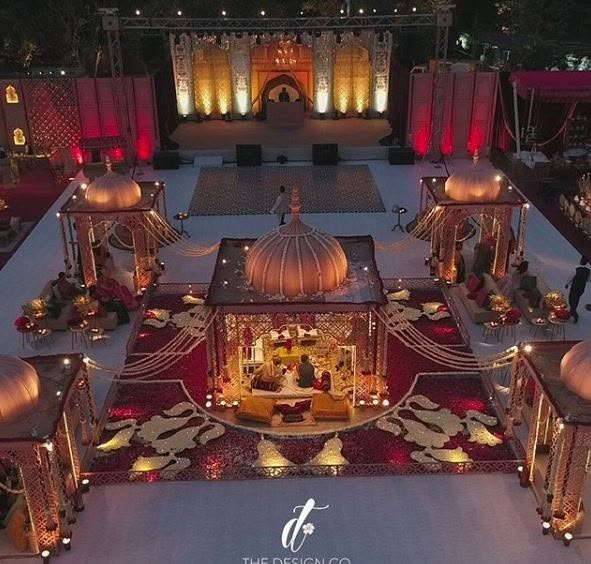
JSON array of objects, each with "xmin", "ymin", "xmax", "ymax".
[
  {"xmin": 560, "ymin": 340, "xmax": 591, "ymax": 400},
  {"xmin": 0, "ymin": 355, "xmax": 40, "ymax": 424},
  {"xmin": 85, "ymin": 161, "xmax": 142, "ymax": 210},
  {"xmin": 245, "ymin": 190, "xmax": 348, "ymax": 297},
  {"xmin": 444, "ymin": 166, "xmax": 502, "ymax": 203}
]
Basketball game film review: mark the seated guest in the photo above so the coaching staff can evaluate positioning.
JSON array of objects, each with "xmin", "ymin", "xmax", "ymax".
[
  {"xmin": 96, "ymin": 271, "xmax": 137, "ymax": 310},
  {"xmin": 254, "ymin": 355, "xmax": 283, "ymax": 384},
  {"xmin": 278, "ymin": 87, "xmax": 291, "ymax": 103},
  {"xmin": 498, "ymin": 260, "xmax": 529, "ymax": 299},
  {"xmin": 89, "ymin": 285, "xmax": 129, "ymax": 325},
  {"xmin": 296, "ymin": 354, "xmax": 316, "ymax": 388},
  {"xmin": 54, "ymin": 272, "xmax": 82, "ymax": 301}
]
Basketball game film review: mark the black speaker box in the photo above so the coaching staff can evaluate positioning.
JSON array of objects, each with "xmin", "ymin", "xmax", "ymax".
[
  {"xmin": 313, "ymin": 143, "xmax": 339, "ymax": 165},
  {"xmin": 388, "ymin": 147, "xmax": 415, "ymax": 165},
  {"xmin": 153, "ymin": 151, "xmax": 180, "ymax": 169},
  {"xmin": 236, "ymin": 144, "xmax": 262, "ymax": 166}
]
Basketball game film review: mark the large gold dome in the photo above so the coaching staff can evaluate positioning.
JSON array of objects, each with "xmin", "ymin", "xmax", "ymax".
[
  {"xmin": 85, "ymin": 161, "xmax": 142, "ymax": 210},
  {"xmin": 245, "ymin": 190, "xmax": 348, "ymax": 297},
  {"xmin": 560, "ymin": 340, "xmax": 591, "ymax": 400},
  {"xmin": 0, "ymin": 356, "xmax": 40, "ymax": 424},
  {"xmin": 445, "ymin": 167, "xmax": 502, "ymax": 203}
]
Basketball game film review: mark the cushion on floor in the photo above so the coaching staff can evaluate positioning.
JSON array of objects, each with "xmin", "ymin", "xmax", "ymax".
[
  {"xmin": 235, "ymin": 397, "xmax": 276, "ymax": 424},
  {"xmin": 311, "ymin": 394, "xmax": 350, "ymax": 420}
]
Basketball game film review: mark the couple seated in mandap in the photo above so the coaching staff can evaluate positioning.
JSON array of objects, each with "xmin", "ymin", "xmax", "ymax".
[{"xmin": 254, "ymin": 354, "xmax": 317, "ymax": 389}]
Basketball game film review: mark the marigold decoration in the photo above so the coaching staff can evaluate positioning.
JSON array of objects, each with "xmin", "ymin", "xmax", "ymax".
[
  {"xmin": 489, "ymin": 293, "xmax": 511, "ymax": 314},
  {"xmin": 544, "ymin": 290, "xmax": 567, "ymax": 311},
  {"xmin": 25, "ymin": 298, "xmax": 47, "ymax": 319},
  {"xmin": 73, "ymin": 294, "xmax": 98, "ymax": 317},
  {"xmin": 275, "ymin": 39, "xmax": 297, "ymax": 66}
]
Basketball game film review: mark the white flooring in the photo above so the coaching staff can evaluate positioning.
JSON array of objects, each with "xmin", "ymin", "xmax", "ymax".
[{"xmin": 1, "ymin": 157, "xmax": 590, "ymax": 562}]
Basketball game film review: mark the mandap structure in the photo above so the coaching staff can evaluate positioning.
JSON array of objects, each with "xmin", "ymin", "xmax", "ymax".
[
  {"xmin": 58, "ymin": 161, "xmax": 167, "ymax": 292},
  {"xmin": 420, "ymin": 163, "xmax": 528, "ymax": 283},
  {"xmin": 507, "ymin": 340, "xmax": 591, "ymax": 543},
  {"xmin": 0, "ymin": 354, "xmax": 98, "ymax": 557},
  {"xmin": 204, "ymin": 191, "xmax": 390, "ymax": 418}
]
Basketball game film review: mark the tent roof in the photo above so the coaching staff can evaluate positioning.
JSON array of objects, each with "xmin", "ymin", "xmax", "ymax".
[{"xmin": 510, "ymin": 71, "xmax": 591, "ymax": 102}]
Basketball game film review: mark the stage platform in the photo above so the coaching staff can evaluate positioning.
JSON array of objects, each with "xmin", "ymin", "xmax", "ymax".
[{"xmin": 171, "ymin": 117, "xmax": 393, "ymax": 162}]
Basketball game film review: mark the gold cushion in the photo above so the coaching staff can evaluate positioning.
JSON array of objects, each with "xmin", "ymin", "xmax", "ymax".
[
  {"xmin": 235, "ymin": 397, "xmax": 276, "ymax": 424},
  {"xmin": 311, "ymin": 394, "xmax": 350, "ymax": 420}
]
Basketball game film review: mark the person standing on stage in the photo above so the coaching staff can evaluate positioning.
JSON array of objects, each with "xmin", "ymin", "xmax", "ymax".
[
  {"xmin": 565, "ymin": 256, "xmax": 590, "ymax": 323},
  {"xmin": 270, "ymin": 185, "xmax": 288, "ymax": 226}
]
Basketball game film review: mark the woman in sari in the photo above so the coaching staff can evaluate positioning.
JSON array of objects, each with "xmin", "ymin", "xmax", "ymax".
[{"xmin": 96, "ymin": 271, "xmax": 137, "ymax": 310}]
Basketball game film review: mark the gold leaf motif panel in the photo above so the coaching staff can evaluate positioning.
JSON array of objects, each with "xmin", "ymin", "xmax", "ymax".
[
  {"xmin": 333, "ymin": 44, "xmax": 371, "ymax": 115},
  {"xmin": 193, "ymin": 46, "xmax": 233, "ymax": 115}
]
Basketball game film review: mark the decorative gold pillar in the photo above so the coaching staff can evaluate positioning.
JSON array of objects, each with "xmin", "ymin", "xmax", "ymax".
[
  {"xmin": 525, "ymin": 385, "xmax": 544, "ymax": 484},
  {"xmin": 74, "ymin": 215, "xmax": 97, "ymax": 288},
  {"xmin": 439, "ymin": 208, "xmax": 463, "ymax": 282},
  {"xmin": 131, "ymin": 215, "xmax": 155, "ymax": 291},
  {"xmin": 492, "ymin": 206, "xmax": 513, "ymax": 280}
]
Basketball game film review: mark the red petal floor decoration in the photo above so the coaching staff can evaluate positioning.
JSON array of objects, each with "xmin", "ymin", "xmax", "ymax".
[{"xmin": 87, "ymin": 287, "xmax": 522, "ymax": 483}]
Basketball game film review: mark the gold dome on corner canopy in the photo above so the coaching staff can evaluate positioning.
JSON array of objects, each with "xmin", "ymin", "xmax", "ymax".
[
  {"xmin": 0, "ymin": 355, "xmax": 40, "ymax": 424},
  {"xmin": 560, "ymin": 340, "xmax": 591, "ymax": 400},
  {"xmin": 245, "ymin": 189, "xmax": 348, "ymax": 297},
  {"xmin": 85, "ymin": 160, "xmax": 142, "ymax": 210},
  {"xmin": 444, "ymin": 164, "xmax": 502, "ymax": 203}
]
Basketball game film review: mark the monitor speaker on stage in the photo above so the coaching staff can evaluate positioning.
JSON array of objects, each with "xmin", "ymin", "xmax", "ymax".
[
  {"xmin": 236, "ymin": 144, "xmax": 262, "ymax": 166},
  {"xmin": 388, "ymin": 147, "xmax": 415, "ymax": 165},
  {"xmin": 153, "ymin": 151, "xmax": 180, "ymax": 170},
  {"xmin": 313, "ymin": 144, "xmax": 338, "ymax": 165}
]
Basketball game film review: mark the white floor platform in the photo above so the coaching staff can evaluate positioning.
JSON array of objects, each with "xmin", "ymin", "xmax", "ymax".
[{"xmin": 1, "ymin": 156, "xmax": 590, "ymax": 562}]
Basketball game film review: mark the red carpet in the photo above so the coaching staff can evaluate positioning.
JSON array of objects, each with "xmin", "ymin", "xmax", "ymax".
[
  {"xmin": 87, "ymin": 289, "xmax": 521, "ymax": 481},
  {"xmin": 0, "ymin": 165, "xmax": 67, "ymax": 270}
]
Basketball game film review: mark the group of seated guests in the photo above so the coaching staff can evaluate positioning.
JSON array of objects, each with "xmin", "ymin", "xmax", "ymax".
[
  {"xmin": 252, "ymin": 354, "xmax": 330, "ymax": 392},
  {"xmin": 49, "ymin": 270, "xmax": 137, "ymax": 326}
]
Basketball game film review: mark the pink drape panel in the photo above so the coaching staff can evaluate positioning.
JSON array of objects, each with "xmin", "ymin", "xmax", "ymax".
[{"xmin": 510, "ymin": 71, "xmax": 591, "ymax": 101}]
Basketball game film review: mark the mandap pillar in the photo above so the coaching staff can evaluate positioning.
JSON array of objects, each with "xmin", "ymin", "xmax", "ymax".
[
  {"xmin": 74, "ymin": 215, "xmax": 97, "ymax": 288},
  {"xmin": 130, "ymin": 215, "xmax": 155, "ymax": 291},
  {"xmin": 439, "ymin": 208, "xmax": 462, "ymax": 282},
  {"xmin": 550, "ymin": 425, "xmax": 591, "ymax": 535},
  {"xmin": 492, "ymin": 206, "xmax": 513, "ymax": 279}
]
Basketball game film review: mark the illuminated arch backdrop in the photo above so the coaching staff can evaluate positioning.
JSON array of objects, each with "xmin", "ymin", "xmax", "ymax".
[
  {"xmin": 333, "ymin": 43, "xmax": 371, "ymax": 115},
  {"xmin": 193, "ymin": 44, "xmax": 233, "ymax": 116}
]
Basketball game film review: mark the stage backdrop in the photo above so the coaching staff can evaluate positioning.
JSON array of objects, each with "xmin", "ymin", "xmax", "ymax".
[
  {"xmin": 407, "ymin": 72, "xmax": 498, "ymax": 157},
  {"xmin": 0, "ymin": 77, "xmax": 159, "ymax": 163}
]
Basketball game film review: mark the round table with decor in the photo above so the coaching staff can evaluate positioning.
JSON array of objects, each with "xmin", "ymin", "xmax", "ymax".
[{"xmin": 548, "ymin": 312, "xmax": 568, "ymax": 340}]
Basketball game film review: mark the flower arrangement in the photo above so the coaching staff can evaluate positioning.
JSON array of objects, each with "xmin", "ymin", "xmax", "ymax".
[
  {"xmin": 24, "ymin": 298, "xmax": 47, "ymax": 319},
  {"xmin": 544, "ymin": 290, "xmax": 567, "ymax": 311},
  {"xmin": 489, "ymin": 293, "xmax": 511, "ymax": 314},
  {"xmin": 73, "ymin": 294, "xmax": 98, "ymax": 317}
]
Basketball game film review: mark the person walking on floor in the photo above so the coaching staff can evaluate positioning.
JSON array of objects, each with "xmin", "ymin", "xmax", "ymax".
[
  {"xmin": 565, "ymin": 256, "xmax": 590, "ymax": 323},
  {"xmin": 270, "ymin": 185, "xmax": 288, "ymax": 226}
]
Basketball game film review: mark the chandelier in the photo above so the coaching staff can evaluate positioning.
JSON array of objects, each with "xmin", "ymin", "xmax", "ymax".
[{"xmin": 275, "ymin": 39, "xmax": 297, "ymax": 66}]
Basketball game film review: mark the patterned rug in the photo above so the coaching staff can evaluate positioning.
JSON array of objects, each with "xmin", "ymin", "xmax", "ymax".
[{"xmin": 189, "ymin": 165, "xmax": 386, "ymax": 215}]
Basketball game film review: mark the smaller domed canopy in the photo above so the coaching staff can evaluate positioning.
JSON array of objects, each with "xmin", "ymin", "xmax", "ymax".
[
  {"xmin": 445, "ymin": 167, "xmax": 502, "ymax": 203},
  {"xmin": 85, "ymin": 161, "xmax": 141, "ymax": 210},
  {"xmin": 0, "ymin": 356, "xmax": 40, "ymax": 424},
  {"xmin": 560, "ymin": 341, "xmax": 591, "ymax": 400}
]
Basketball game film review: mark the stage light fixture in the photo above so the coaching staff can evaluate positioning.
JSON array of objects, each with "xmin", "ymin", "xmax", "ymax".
[
  {"xmin": 260, "ymin": 10, "xmax": 266, "ymax": 17},
  {"xmin": 353, "ymin": 29, "xmax": 361, "ymax": 36},
  {"xmin": 373, "ymin": 8, "xmax": 377, "ymax": 13},
  {"xmin": 216, "ymin": 33, "xmax": 222, "ymax": 45},
  {"xmin": 177, "ymin": 10, "xmax": 182, "ymax": 16},
  {"xmin": 221, "ymin": 10, "xmax": 227, "ymax": 16},
  {"xmin": 135, "ymin": 9, "xmax": 141, "ymax": 15},
  {"xmin": 563, "ymin": 532, "xmax": 573, "ymax": 546},
  {"xmin": 542, "ymin": 521, "xmax": 551, "ymax": 535},
  {"xmin": 336, "ymin": 32, "xmax": 342, "ymax": 43},
  {"xmin": 378, "ymin": 32, "xmax": 384, "ymax": 42},
  {"xmin": 62, "ymin": 537, "xmax": 72, "ymax": 551},
  {"xmin": 41, "ymin": 550, "xmax": 51, "ymax": 564},
  {"xmin": 60, "ymin": 69, "xmax": 66, "ymax": 75},
  {"xmin": 236, "ymin": 32, "xmax": 243, "ymax": 38},
  {"xmin": 358, "ymin": 8, "xmax": 364, "ymax": 14},
  {"xmin": 256, "ymin": 35, "xmax": 261, "ymax": 44},
  {"xmin": 412, "ymin": 6, "xmax": 417, "ymax": 12},
  {"xmin": 340, "ymin": 8, "xmax": 345, "ymax": 15},
  {"xmin": 314, "ymin": 30, "xmax": 321, "ymax": 38},
  {"xmin": 300, "ymin": 11, "xmax": 304, "ymax": 15},
  {"xmin": 296, "ymin": 33, "xmax": 302, "ymax": 44}
]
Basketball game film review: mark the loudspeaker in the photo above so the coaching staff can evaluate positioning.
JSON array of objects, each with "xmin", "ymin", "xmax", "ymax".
[
  {"xmin": 153, "ymin": 151, "xmax": 180, "ymax": 170},
  {"xmin": 236, "ymin": 144, "xmax": 262, "ymax": 166},
  {"xmin": 90, "ymin": 149, "xmax": 101, "ymax": 163},
  {"xmin": 388, "ymin": 147, "xmax": 415, "ymax": 165},
  {"xmin": 313, "ymin": 143, "xmax": 338, "ymax": 165}
]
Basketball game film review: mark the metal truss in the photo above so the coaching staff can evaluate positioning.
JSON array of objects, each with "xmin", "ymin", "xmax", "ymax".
[{"xmin": 118, "ymin": 14, "xmax": 437, "ymax": 33}]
